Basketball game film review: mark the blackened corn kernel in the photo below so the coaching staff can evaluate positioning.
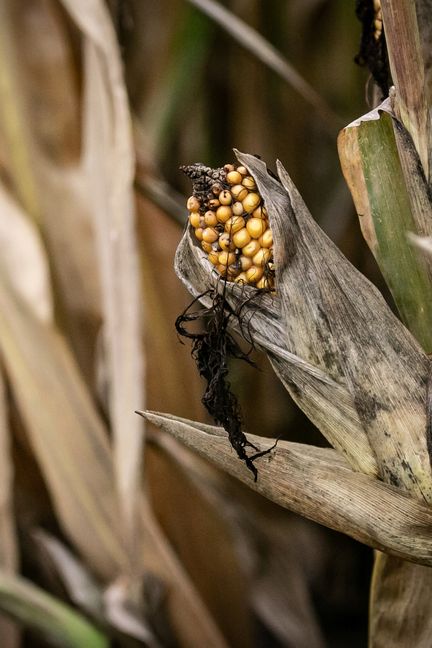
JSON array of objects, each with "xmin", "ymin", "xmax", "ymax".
[{"xmin": 185, "ymin": 162, "xmax": 275, "ymax": 290}]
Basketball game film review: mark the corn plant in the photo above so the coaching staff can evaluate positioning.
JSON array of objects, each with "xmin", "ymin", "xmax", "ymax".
[{"xmin": 143, "ymin": 1, "xmax": 432, "ymax": 644}]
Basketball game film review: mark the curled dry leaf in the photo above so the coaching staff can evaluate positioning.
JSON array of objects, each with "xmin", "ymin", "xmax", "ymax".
[
  {"xmin": 140, "ymin": 411, "xmax": 432, "ymax": 567},
  {"xmin": 175, "ymin": 150, "xmax": 432, "ymax": 505}
]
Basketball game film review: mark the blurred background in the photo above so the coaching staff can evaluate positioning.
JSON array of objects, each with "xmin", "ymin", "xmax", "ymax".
[{"xmin": 0, "ymin": 1, "xmax": 383, "ymax": 646}]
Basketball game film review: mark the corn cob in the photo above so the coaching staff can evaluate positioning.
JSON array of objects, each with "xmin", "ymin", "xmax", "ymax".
[{"xmin": 181, "ymin": 162, "xmax": 275, "ymax": 291}]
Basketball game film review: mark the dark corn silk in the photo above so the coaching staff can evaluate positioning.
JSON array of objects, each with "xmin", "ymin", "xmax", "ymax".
[
  {"xmin": 181, "ymin": 162, "xmax": 275, "ymax": 291},
  {"xmin": 176, "ymin": 161, "xmax": 277, "ymax": 479}
]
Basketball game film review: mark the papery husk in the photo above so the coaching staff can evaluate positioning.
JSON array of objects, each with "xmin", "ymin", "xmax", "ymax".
[{"xmin": 140, "ymin": 411, "xmax": 432, "ymax": 567}]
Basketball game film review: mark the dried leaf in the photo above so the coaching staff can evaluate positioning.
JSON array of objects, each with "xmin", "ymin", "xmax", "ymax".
[
  {"xmin": 58, "ymin": 0, "xmax": 145, "ymax": 541},
  {"xmin": 0, "ymin": 269, "xmax": 126, "ymax": 579},
  {"xmin": 369, "ymin": 553, "xmax": 432, "ymax": 648},
  {"xmin": 0, "ymin": 179, "xmax": 52, "ymax": 323},
  {"xmin": 0, "ymin": 369, "xmax": 19, "ymax": 647},
  {"xmin": 140, "ymin": 411, "xmax": 432, "ymax": 567}
]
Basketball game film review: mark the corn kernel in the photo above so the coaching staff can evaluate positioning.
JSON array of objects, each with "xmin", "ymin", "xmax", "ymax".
[
  {"xmin": 208, "ymin": 198, "xmax": 220, "ymax": 210},
  {"xmin": 246, "ymin": 266, "xmax": 264, "ymax": 283},
  {"xmin": 216, "ymin": 205, "xmax": 232, "ymax": 223},
  {"xmin": 253, "ymin": 248, "xmax": 272, "ymax": 267},
  {"xmin": 187, "ymin": 196, "xmax": 200, "ymax": 212},
  {"xmin": 218, "ymin": 251, "xmax": 236, "ymax": 266},
  {"xmin": 226, "ymin": 171, "xmax": 242, "ymax": 185},
  {"xmin": 256, "ymin": 276, "xmax": 271, "ymax": 290},
  {"xmin": 202, "ymin": 227, "xmax": 219, "ymax": 243},
  {"xmin": 211, "ymin": 183, "xmax": 223, "ymax": 195},
  {"xmin": 242, "ymin": 192, "xmax": 261, "ymax": 214},
  {"xmin": 231, "ymin": 185, "xmax": 248, "ymax": 201},
  {"xmin": 233, "ymin": 227, "xmax": 251, "ymax": 248},
  {"xmin": 237, "ymin": 166, "xmax": 248, "ymax": 176},
  {"xmin": 240, "ymin": 255, "xmax": 253, "ymax": 271},
  {"xmin": 242, "ymin": 240, "xmax": 261, "ymax": 258},
  {"xmin": 204, "ymin": 210, "xmax": 218, "ymax": 226},
  {"xmin": 208, "ymin": 250, "xmax": 219, "ymax": 265},
  {"xmin": 195, "ymin": 227, "xmax": 203, "ymax": 241},
  {"xmin": 252, "ymin": 206, "xmax": 265, "ymax": 219},
  {"xmin": 189, "ymin": 212, "xmax": 201, "ymax": 228},
  {"xmin": 225, "ymin": 216, "xmax": 245, "ymax": 234},
  {"xmin": 235, "ymin": 272, "xmax": 248, "ymax": 284},
  {"xmin": 219, "ymin": 190, "xmax": 232, "ymax": 205},
  {"xmin": 246, "ymin": 217, "xmax": 266, "ymax": 238},
  {"xmin": 232, "ymin": 201, "xmax": 244, "ymax": 216},
  {"xmin": 219, "ymin": 233, "xmax": 236, "ymax": 251},
  {"xmin": 242, "ymin": 176, "xmax": 256, "ymax": 190},
  {"xmin": 201, "ymin": 241, "xmax": 213, "ymax": 253},
  {"xmin": 259, "ymin": 229, "xmax": 273, "ymax": 248}
]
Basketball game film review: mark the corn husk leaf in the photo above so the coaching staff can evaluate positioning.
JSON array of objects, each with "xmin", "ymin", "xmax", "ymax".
[
  {"xmin": 338, "ymin": 101, "xmax": 432, "ymax": 351},
  {"xmin": 176, "ymin": 218, "xmax": 377, "ymax": 477},
  {"xmin": 0, "ymin": 269, "xmax": 126, "ymax": 580},
  {"xmin": 140, "ymin": 411, "xmax": 432, "ymax": 566},
  {"xmin": 0, "ymin": 570, "xmax": 108, "ymax": 648}
]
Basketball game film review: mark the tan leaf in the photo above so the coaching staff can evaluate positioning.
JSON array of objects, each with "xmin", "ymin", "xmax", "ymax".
[
  {"xmin": 139, "ymin": 411, "xmax": 432, "ymax": 567},
  {"xmin": 57, "ymin": 0, "xmax": 145, "ymax": 544},
  {"xmin": 0, "ymin": 269, "xmax": 126, "ymax": 579}
]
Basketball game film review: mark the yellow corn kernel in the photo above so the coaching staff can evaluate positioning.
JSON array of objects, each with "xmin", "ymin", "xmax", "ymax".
[
  {"xmin": 225, "ymin": 215, "xmax": 245, "ymax": 234},
  {"xmin": 246, "ymin": 217, "xmax": 266, "ymax": 239},
  {"xmin": 219, "ymin": 190, "xmax": 232, "ymax": 205},
  {"xmin": 242, "ymin": 192, "xmax": 261, "ymax": 214},
  {"xmin": 258, "ymin": 229, "xmax": 273, "ymax": 248},
  {"xmin": 226, "ymin": 170, "xmax": 243, "ymax": 185},
  {"xmin": 202, "ymin": 227, "xmax": 219, "ymax": 243},
  {"xmin": 253, "ymin": 248, "xmax": 272, "ymax": 267},
  {"xmin": 187, "ymin": 196, "xmax": 200, "ymax": 212},
  {"xmin": 219, "ymin": 233, "xmax": 236, "ymax": 251},
  {"xmin": 231, "ymin": 185, "xmax": 248, "ymax": 201},
  {"xmin": 218, "ymin": 251, "xmax": 236, "ymax": 266},
  {"xmin": 242, "ymin": 176, "xmax": 256, "ymax": 190},
  {"xmin": 246, "ymin": 265, "xmax": 264, "ymax": 283},
  {"xmin": 216, "ymin": 205, "xmax": 232, "ymax": 223},
  {"xmin": 232, "ymin": 227, "xmax": 251, "ymax": 248},
  {"xmin": 239, "ymin": 255, "xmax": 253, "ymax": 271},
  {"xmin": 204, "ymin": 210, "xmax": 218, "ymax": 226},
  {"xmin": 242, "ymin": 240, "xmax": 261, "ymax": 258},
  {"xmin": 189, "ymin": 212, "xmax": 201, "ymax": 228}
]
